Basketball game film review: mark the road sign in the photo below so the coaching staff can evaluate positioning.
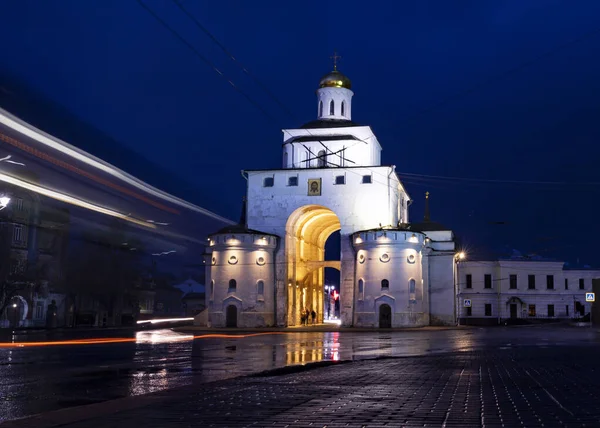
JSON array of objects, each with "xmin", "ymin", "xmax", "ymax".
[
  {"xmin": 586, "ymin": 292, "xmax": 595, "ymax": 302},
  {"xmin": 464, "ymin": 299, "xmax": 472, "ymax": 307}
]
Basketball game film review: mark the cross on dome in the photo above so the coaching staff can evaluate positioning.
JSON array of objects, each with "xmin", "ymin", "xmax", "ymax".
[{"xmin": 330, "ymin": 51, "xmax": 341, "ymax": 71}]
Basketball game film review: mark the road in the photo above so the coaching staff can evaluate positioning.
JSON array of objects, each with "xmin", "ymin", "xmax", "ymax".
[{"xmin": 1, "ymin": 326, "xmax": 598, "ymax": 423}]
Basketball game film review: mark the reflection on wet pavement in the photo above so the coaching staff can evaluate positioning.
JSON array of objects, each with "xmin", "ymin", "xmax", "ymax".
[{"xmin": 0, "ymin": 326, "xmax": 598, "ymax": 422}]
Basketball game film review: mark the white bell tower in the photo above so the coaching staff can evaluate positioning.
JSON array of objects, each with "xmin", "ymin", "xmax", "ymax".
[{"xmin": 316, "ymin": 52, "xmax": 353, "ymax": 121}]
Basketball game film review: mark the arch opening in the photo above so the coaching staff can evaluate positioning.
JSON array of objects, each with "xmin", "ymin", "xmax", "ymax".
[{"xmin": 285, "ymin": 205, "xmax": 341, "ymax": 326}]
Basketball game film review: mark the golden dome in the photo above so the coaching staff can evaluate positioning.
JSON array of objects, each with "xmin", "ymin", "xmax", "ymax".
[{"xmin": 319, "ymin": 70, "xmax": 352, "ymax": 89}]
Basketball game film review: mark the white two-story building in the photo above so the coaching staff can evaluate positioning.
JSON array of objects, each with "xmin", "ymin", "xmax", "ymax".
[{"xmin": 457, "ymin": 257, "xmax": 600, "ymax": 325}]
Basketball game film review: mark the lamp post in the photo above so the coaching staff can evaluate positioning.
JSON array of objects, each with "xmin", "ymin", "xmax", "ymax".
[
  {"xmin": 0, "ymin": 196, "xmax": 10, "ymax": 210},
  {"xmin": 454, "ymin": 252, "xmax": 466, "ymax": 326}
]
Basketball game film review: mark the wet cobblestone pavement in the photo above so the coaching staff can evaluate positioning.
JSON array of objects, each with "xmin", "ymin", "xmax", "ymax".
[{"xmin": 14, "ymin": 345, "xmax": 600, "ymax": 428}]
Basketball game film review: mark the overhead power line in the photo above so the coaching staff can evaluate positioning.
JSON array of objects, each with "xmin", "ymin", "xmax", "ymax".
[
  {"xmin": 397, "ymin": 171, "xmax": 600, "ymax": 187},
  {"xmin": 171, "ymin": 0, "xmax": 295, "ymax": 119},
  {"xmin": 135, "ymin": 0, "xmax": 277, "ymax": 123}
]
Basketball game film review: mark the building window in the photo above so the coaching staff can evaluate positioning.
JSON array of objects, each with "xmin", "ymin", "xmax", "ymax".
[
  {"xmin": 317, "ymin": 150, "xmax": 327, "ymax": 167},
  {"xmin": 358, "ymin": 279, "xmax": 364, "ymax": 299},
  {"xmin": 564, "ymin": 278, "xmax": 569, "ymax": 290},
  {"xmin": 565, "ymin": 305, "xmax": 569, "ymax": 316},
  {"xmin": 546, "ymin": 275, "xmax": 554, "ymax": 290},
  {"xmin": 288, "ymin": 176, "xmax": 298, "ymax": 186},
  {"xmin": 409, "ymin": 279, "xmax": 416, "ymax": 302},
  {"xmin": 257, "ymin": 280, "xmax": 264, "ymax": 301},
  {"xmin": 335, "ymin": 175, "xmax": 345, "ymax": 185},
  {"xmin": 228, "ymin": 279, "xmax": 237, "ymax": 292},
  {"xmin": 35, "ymin": 302, "xmax": 44, "ymax": 319},
  {"xmin": 329, "ymin": 100, "xmax": 334, "ymax": 115},
  {"xmin": 381, "ymin": 279, "xmax": 389, "ymax": 290},
  {"xmin": 465, "ymin": 274, "xmax": 472, "ymax": 289},
  {"xmin": 485, "ymin": 304, "xmax": 492, "ymax": 316},
  {"xmin": 509, "ymin": 274, "xmax": 517, "ymax": 289},
  {"xmin": 528, "ymin": 304, "xmax": 536, "ymax": 317},
  {"xmin": 579, "ymin": 278, "xmax": 585, "ymax": 290},
  {"xmin": 362, "ymin": 175, "xmax": 372, "ymax": 184},
  {"xmin": 466, "ymin": 307, "xmax": 472, "ymax": 316},
  {"xmin": 341, "ymin": 101, "xmax": 345, "ymax": 116},
  {"xmin": 484, "ymin": 274, "xmax": 492, "ymax": 289},
  {"xmin": 263, "ymin": 177, "xmax": 274, "ymax": 187},
  {"xmin": 13, "ymin": 225, "xmax": 23, "ymax": 243},
  {"xmin": 319, "ymin": 100, "xmax": 323, "ymax": 117},
  {"xmin": 528, "ymin": 275, "xmax": 535, "ymax": 290},
  {"xmin": 15, "ymin": 198, "xmax": 23, "ymax": 211},
  {"xmin": 548, "ymin": 304, "xmax": 554, "ymax": 317},
  {"xmin": 210, "ymin": 280, "xmax": 214, "ymax": 300}
]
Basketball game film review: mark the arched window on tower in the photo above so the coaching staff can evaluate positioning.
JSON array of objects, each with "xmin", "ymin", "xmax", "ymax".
[
  {"xmin": 257, "ymin": 280, "xmax": 264, "ymax": 301},
  {"xmin": 358, "ymin": 278, "xmax": 364, "ymax": 300},
  {"xmin": 317, "ymin": 150, "xmax": 327, "ymax": 167},
  {"xmin": 381, "ymin": 279, "xmax": 389, "ymax": 290},
  {"xmin": 319, "ymin": 100, "xmax": 323, "ymax": 117},
  {"xmin": 341, "ymin": 101, "xmax": 345, "ymax": 117},
  {"xmin": 228, "ymin": 279, "xmax": 237, "ymax": 292},
  {"xmin": 283, "ymin": 151, "xmax": 288, "ymax": 168},
  {"xmin": 329, "ymin": 100, "xmax": 335, "ymax": 115},
  {"xmin": 409, "ymin": 279, "xmax": 416, "ymax": 302}
]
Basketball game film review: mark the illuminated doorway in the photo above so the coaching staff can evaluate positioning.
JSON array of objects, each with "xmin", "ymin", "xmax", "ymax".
[{"xmin": 285, "ymin": 205, "xmax": 341, "ymax": 326}]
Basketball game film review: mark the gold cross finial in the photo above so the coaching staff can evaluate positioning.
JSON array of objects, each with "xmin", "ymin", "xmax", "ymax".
[{"xmin": 330, "ymin": 51, "xmax": 341, "ymax": 71}]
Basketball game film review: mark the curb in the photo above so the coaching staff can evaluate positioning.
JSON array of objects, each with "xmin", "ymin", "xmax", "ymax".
[{"xmin": 174, "ymin": 325, "xmax": 474, "ymax": 334}]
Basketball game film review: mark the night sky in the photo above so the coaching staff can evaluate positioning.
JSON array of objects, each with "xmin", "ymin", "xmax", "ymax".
[{"xmin": 1, "ymin": 0, "xmax": 600, "ymax": 266}]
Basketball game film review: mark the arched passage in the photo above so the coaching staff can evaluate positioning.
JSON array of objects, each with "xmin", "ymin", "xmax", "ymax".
[{"xmin": 285, "ymin": 205, "xmax": 341, "ymax": 326}]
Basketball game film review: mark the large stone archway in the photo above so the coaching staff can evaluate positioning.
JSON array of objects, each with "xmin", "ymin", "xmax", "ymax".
[{"xmin": 285, "ymin": 205, "xmax": 341, "ymax": 326}]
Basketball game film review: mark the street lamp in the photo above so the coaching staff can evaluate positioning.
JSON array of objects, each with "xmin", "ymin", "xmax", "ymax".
[
  {"xmin": 0, "ymin": 196, "xmax": 10, "ymax": 210},
  {"xmin": 454, "ymin": 252, "xmax": 466, "ymax": 326}
]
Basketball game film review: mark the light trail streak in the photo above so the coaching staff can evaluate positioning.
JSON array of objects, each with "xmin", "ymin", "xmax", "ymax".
[
  {"xmin": 136, "ymin": 317, "xmax": 192, "ymax": 324},
  {"xmin": 0, "ymin": 172, "xmax": 156, "ymax": 229},
  {"xmin": 0, "ymin": 130, "xmax": 179, "ymax": 214},
  {"xmin": 0, "ymin": 108, "xmax": 236, "ymax": 225},
  {"xmin": 0, "ymin": 332, "xmax": 290, "ymax": 348}
]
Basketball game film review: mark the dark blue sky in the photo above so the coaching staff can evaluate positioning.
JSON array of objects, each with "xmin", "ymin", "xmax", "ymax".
[{"xmin": 1, "ymin": 0, "xmax": 600, "ymax": 265}]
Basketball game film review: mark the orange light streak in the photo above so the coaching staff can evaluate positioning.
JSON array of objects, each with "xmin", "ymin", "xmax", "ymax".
[{"xmin": 0, "ymin": 332, "xmax": 290, "ymax": 348}]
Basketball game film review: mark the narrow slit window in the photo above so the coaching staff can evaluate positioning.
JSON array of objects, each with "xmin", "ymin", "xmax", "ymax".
[
  {"xmin": 319, "ymin": 100, "xmax": 323, "ymax": 116},
  {"xmin": 329, "ymin": 100, "xmax": 334, "ymax": 115},
  {"xmin": 341, "ymin": 101, "xmax": 345, "ymax": 116},
  {"xmin": 409, "ymin": 279, "xmax": 416, "ymax": 302}
]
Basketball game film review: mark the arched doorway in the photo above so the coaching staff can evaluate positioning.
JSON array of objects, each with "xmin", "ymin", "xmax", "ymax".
[
  {"xmin": 6, "ymin": 295, "xmax": 28, "ymax": 328},
  {"xmin": 379, "ymin": 304, "xmax": 392, "ymax": 328},
  {"xmin": 226, "ymin": 305, "xmax": 237, "ymax": 328},
  {"xmin": 285, "ymin": 205, "xmax": 341, "ymax": 326}
]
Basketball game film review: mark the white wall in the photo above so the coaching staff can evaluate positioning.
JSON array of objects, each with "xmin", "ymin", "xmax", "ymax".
[
  {"xmin": 428, "ymin": 253, "xmax": 456, "ymax": 325},
  {"xmin": 282, "ymin": 126, "xmax": 382, "ymax": 168},
  {"xmin": 458, "ymin": 260, "xmax": 600, "ymax": 322},
  {"xmin": 206, "ymin": 233, "xmax": 277, "ymax": 327},
  {"xmin": 353, "ymin": 230, "xmax": 428, "ymax": 327},
  {"xmin": 316, "ymin": 87, "xmax": 353, "ymax": 120},
  {"xmin": 246, "ymin": 166, "xmax": 402, "ymax": 234}
]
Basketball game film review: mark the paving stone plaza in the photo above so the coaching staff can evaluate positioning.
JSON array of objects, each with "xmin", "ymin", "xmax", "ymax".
[{"xmin": 5, "ymin": 343, "xmax": 600, "ymax": 428}]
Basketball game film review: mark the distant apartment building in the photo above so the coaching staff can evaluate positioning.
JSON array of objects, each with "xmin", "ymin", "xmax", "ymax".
[
  {"xmin": 457, "ymin": 258, "xmax": 600, "ymax": 325},
  {"xmin": 0, "ymin": 184, "xmax": 69, "ymax": 328}
]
